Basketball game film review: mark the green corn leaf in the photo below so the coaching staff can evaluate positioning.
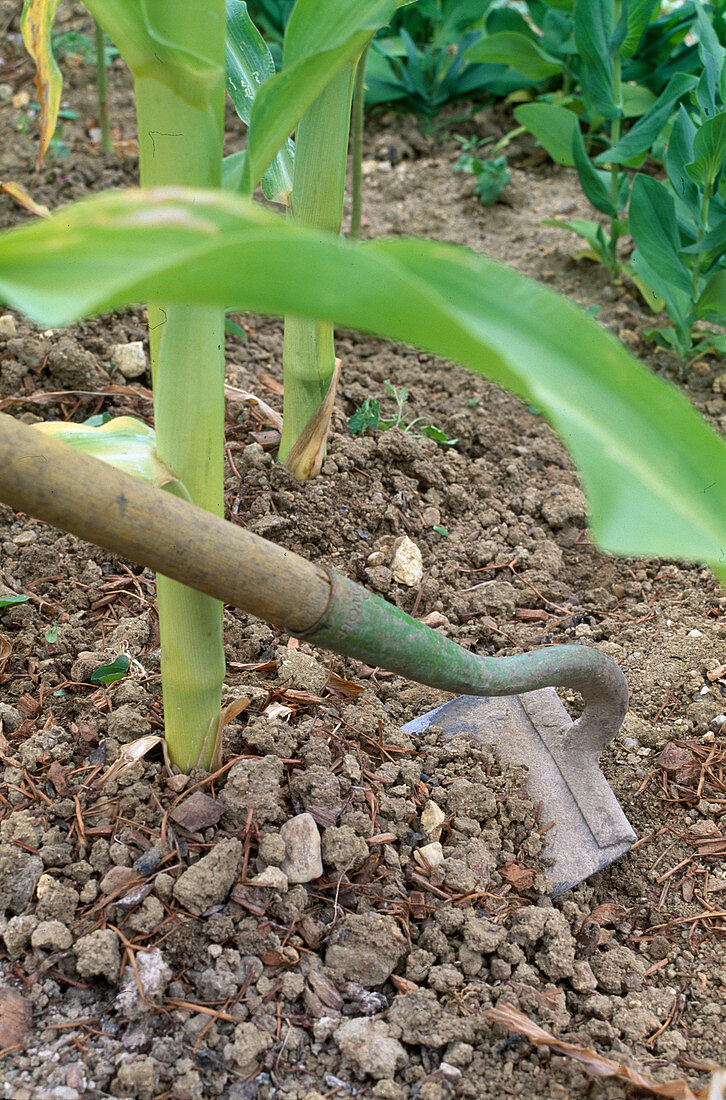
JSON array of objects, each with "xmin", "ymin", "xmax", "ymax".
[
  {"xmin": 241, "ymin": 0, "xmax": 397, "ymax": 195},
  {"xmin": 572, "ymin": 124, "xmax": 618, "ymax": 217},
  {"xmin": 90, "ymin": 655, "xmax": 130, "ymax": 685},
  {"xmin": 20, "ymin": 0, "xmax": 62, "ymax": 167},
  {"xmin": 0, "ymin": 187, "xmax": 724, "ymax": 573},
  {"xmin": 465, "ymin": 31, "xmax": 561, "ymax": 81},
  {"xmin": 630, "ymin": 250, "xmax": 690, "ymax": 329},
  {"xmin": 513, "ymin": 102, "xmax": 578, "ymax": 166},
  {"xmin": 686, "ymin": 112, "xmax": 726, "ymax": 191},
  {"xmin": 34, "ymin": 416, "xmax": 186, "ymax": 493},
  {"xmin": 225, "ymin": 0, "xmax": 294, "ymax": 204},
  {"xmin": 629, "ymin": 175, "xmax": 693, "ymax": 297},
  {"xmin": 596, "ymin": 72, "xmax": 697, "ymax": 165},
  {"xmin": 83, "ymin": 0, "xmax": 222, "ymax": 107}
]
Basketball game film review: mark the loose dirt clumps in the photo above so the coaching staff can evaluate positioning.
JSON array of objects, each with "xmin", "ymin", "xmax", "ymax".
[{"xmin": 0, "ymin": 24, "xmax": 725, "ymax": 1100}]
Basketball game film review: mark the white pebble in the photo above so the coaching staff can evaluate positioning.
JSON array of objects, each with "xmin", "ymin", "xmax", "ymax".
[{"xmin": 111, "ymin": 340, "xmax": 147, "ymax": 379}]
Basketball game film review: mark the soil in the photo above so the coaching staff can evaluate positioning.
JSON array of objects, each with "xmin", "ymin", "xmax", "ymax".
[{"xmin": 1, "ymin": 13, "xmax": 725, "ymax": 1100}]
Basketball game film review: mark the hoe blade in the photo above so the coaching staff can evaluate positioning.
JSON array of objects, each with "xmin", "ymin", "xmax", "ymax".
[{"xmin": 403, "ymin": 687, "xmax": 636, "ymax": 896}]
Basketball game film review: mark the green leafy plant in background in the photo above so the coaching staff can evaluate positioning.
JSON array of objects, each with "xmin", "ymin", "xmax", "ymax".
[
  {"xmin": 363, "ymin": 0, "xmax": 540, "ymax": 127},
  {"xmin": 52, "ymin": 27, "xmax": 118, "ymax": 66},
  {"xmin": 529, "ymin": 0, "xmax": 664, "ymax": 277},
  {"xmin": 3, "ymin": 0, "xmax": 725, "ymax": 777},
  {"xmin": 628, "ymin": 3, "xmax": 726, "ymax": 365},
  {"xmin": 348, "ymin": 379, "xmax": 458, "ymax": 445},
  {"xmin": 625, "ymin": 0, "xmax": 707, "ymax": 94},
  {"xmin": 475, "ymin": 1, "xmax": 717, "ymax": 284},
  {"xmin": 453, "ymin": 134, "xmax": 510, "ymax": 205}
]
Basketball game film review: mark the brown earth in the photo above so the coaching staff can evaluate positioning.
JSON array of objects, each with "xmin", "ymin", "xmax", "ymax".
[{"xmin": 0, "ymin": 13, "xmax": 725, "ymax": 1100}]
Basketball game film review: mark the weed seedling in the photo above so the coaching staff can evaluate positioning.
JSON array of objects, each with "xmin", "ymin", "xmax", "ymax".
[
  {"xmin": 453, "ymin": 134, "xmax": 510, "ymax": 206},
  {"xmin": 349, "ymin": 380, "xmax": 458, "ymax": 446}
]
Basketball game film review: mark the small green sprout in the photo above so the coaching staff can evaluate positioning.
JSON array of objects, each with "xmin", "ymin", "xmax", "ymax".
[
  {"xmin": 90, "ymin": 655, "xmax": 130, "ymax": 685},
  {"xmin": 453, "ymin": 136, "xmax": 510, "ymax": 206},
  {"xmin": 0, "ymin": 594, "xmax": 30, "ymax": 608},
  {"xmin": 348, "ymin": 380, "xmax": 458, "ymax": 447}
]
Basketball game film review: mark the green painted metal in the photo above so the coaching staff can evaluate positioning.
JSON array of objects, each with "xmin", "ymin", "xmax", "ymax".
[{"xmin": 306, "ymin": 570, "xmax": 629, "ymax": 747}]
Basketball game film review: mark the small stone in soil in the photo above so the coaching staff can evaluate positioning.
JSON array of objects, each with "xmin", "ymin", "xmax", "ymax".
[
  {"xmin": 326, "ymin": 913, "xmax": 407, "ymax": 986},
  {"xmin": 0, "ymin": 314, "xmax": 17, "ymax": 338},
  {"xmin": 390, "ymin": 535, "xmax": 423, "ymax": 586},
  {"xmin": 334, "ymin": 1017, "xmax": 408, "ymax": 1080},
  {"xmin": 169, "ymin": 790, "xmax": 225, "ymax": 832},
  {"xmin": 30, "ymin": 919, "xmax": 72, "ymax": 951},
  {"xmin": 133, "ymin": 846, "xmax": 162, "ymax": 876},
  {"xmin": 280, "ymin": 813, "xmax": 323, "ymax": 883},
  {"xmin": 248, "ymin": 865, "xmax": 288, "ymax": 890},
  {"xmin": 111, "ymin": 340, "xmax": 147, "ymax": 379},
  {"xmin": 74, "ymin": 928, "xmax": 122, "ymax": 981},
  {"xmin": 115, "ymin": 947, "xmax": 172, "ymax": 1018},
  {"xmin": 172, "ymin": 836, "xmax": 242, "ymax": 915}
]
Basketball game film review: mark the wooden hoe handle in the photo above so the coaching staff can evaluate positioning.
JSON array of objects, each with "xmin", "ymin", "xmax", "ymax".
[{"xmin": 0, "ymin": 412, "xmax": 628, "ymax": 747}]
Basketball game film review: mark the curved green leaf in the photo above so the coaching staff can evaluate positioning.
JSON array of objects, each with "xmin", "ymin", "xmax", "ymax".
[
  {"xmin": 573, "ymin": 0, "xmax": 623, "ymax": 119},
  {"xmin": 0, "ymin": 187, "xmax": 724, "ymax": 573},
  {"xmin": 542, "ymin": 218, "xmax": 610, "ymax": 264},
  {"xmin": 665, "ymin": 106, "xmax": 700, "ymax": 219},
  {"xmin": 620, "ymin": 84, "xmax": 656, "ymax": 119},
  {"xmin": 242, "ymin": 0, "xmax": 397, "ymax": 194},
  {"xmin": 696, "ymin": 269, "xmax": 726, "ymax": 321},
  {"xmin": 465, "ymin": 32, "xmax": 561, "ymax": 81},
  {"xmin": 35, "ymin": 416, "xmax": 185, "ymax": 491},
  {"xmin": 84, "ymin": 0, "xmax": 222, "ymax": 107},
  {"xmin": 572, "ymin": 125, "xmax": 618, "ymax": 216},
  {"xmin": 686, "ymin": 112, "xmax": 726, "ymax": 191},
  {"xmin": 621, "ymin": 0, "xmax": 659, "ymax": 60},
  {"xmin": 513, "ymin": 102, "xmax": 577, "ymax": 166},
  {"xmin": 595, "ymin": 72, "xmax": 697, "ymax": 166},
  {"xmin": 225, "ymin": 0, "xmax": 293, "ymax": 204},
  {"xmin": 629, "ymin": 175, "xmax": 692, "ymax": 297},
  {"xmin": 694, "ymin": 0, "xmax": 725, "ymax": 117},
  {"xmin": 90, "ymin": 655, "xmax": 130, "ymax": 685}
]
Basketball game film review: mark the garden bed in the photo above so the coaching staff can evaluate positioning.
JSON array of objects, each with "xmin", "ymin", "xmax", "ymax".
[{"xmin": 0, "ymin": 30, "xmax": 725, "ymax": 1100}]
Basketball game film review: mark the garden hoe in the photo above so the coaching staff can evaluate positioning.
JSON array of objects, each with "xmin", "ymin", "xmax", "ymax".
[{"xmin": 0, "ymin": 413, "xmax": 635, "ymax": 894}]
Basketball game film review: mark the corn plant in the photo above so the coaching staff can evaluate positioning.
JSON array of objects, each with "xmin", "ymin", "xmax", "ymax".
[
  {"xmin": 2, "ymin": 0, "xmax": 725, "ymax": 777},
  {"xmin": 13, "ymin": 0, "xmax": 401, "ymax": 771}
]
